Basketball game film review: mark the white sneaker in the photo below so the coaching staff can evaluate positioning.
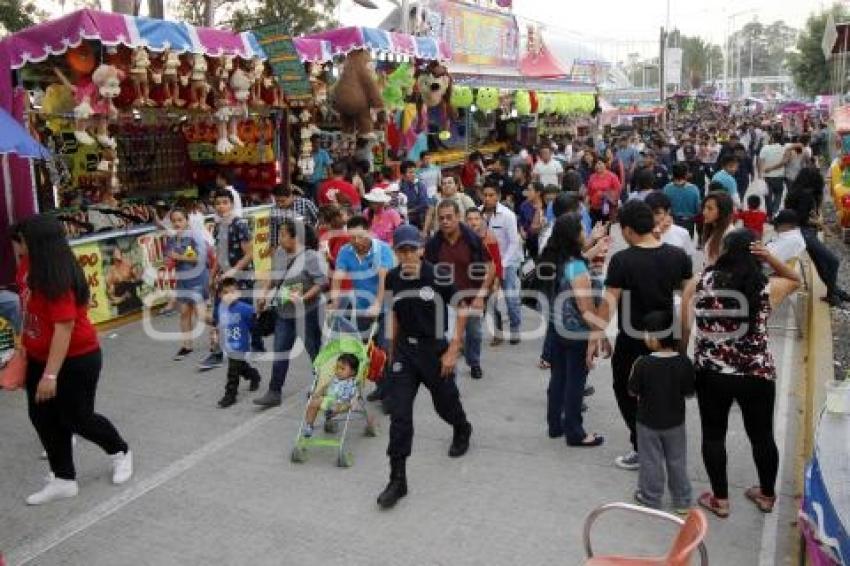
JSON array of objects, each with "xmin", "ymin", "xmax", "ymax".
[
  {"xmin": 111, "ymin": 450, "xmax": 133, "ymax": 485},
  {"xmin": 615, "ymin": 450, "xmax": 640, "ymax": 471},
  {"xmin": 26, "ymin": 478, "xmax": 79, "ymax": 505}
]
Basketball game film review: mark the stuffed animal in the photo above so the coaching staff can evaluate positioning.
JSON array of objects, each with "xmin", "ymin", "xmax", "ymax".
[
  {"xmin": 91, "ymin": 64, "xmax": 123, "ymax": 147},
  {"xmin": 189, "ymin": 54, "xmax": 210, "ymax": 111},
  {"xmin": 330, "ymin": 50, "xmax": 383, "ymax": 139},
  {"xmin": 416, "ymin": 61, "xmax": 451, "ymax": 108},
  {"xmin": 250, "ymin": 57, "xmax": 266, "ymax": 107},
  {"xmin": 515, "ymin": 90, "xmax": 531, "ymax": 116},
  {"xmin": 308, "ymin": 63, "xmax": 328, "ymax": 105},
  {"xmin": 52, "ymin": 67, "xmax": 96, "ymax": 145},
  {"xmin": 382, "ymin": 62, "xmax": 414, "ymax": 111},
  {"xmin": 162, "ymin": 49, "xmax": 185, "ymax": 107},
  {"xmin": 475, "ymin": 87, "xmax": 499, "ymax": 113},
  {"xmin": 450, "ymin": 85, "xmax": 473, "ymax": 109},
  {"xmin": 130, "ymin": 47, "xmax": 154, "ymax": 107},
  {"xmin": 229, "ymin": 66, "xmax": 252, "ymax": 146},
  {"xmin": 42, "ymin": 83, "xmax": 75, "ymax": 134}
]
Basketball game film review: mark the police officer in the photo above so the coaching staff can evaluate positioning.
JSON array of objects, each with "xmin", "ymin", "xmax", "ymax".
[{"xmin": 377, "ymin": 225, "xmax": 473, "ymax": 509}]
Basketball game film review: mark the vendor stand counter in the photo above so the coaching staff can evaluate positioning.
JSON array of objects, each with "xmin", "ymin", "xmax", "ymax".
[
  {"xmin": 69, "ymin": 205, "xmax": 272, "ymax": 326},
  {"xmin": 800, "ymin": 410, "xmax": 850, "ymax": 565}
]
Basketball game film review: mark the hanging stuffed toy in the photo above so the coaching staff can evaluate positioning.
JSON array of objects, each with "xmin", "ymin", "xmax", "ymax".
[
  {"xmin": 250, "ymin": 57, "xmax": 266, "ymax": 107},
  {"xmin": 42, "ymin": 83, "xmax": 75, "ymax": 134},
  {"xmin": 228, "ymin": 65, "xmax": 252, "ymax": 147},
  {"xmin": 450, "ymin": 85, "xmax": 473, "ymax": 109},
  {"xmin": 475, "ymin": 87, "xmax": 499, "ymax": 113},
  {"xmin": 330, "ymin": 49, "xmax": 384, "ymax": 140},
  {"xmin": 381, "ymin": 62, "xmax": 414, "ymax": 111},
  {"xmin": 52, "ymin": 67, "xmax": 96, "ymax": 145},
  {"xmin": 90, "ymin": 64, "xmax": 123, "ymax": 147},
  {"xmin": 189, "ymin": 53, "xmax": 211, "ymax": 111},
  {"xmin": 515, "ymin": 90, "xmax": 531, "ymax": 116},
  {"xmin": 130, "ymin": 47, "xmax": 154, "ymax": 107},
  {"xmin": 162, "ymin": 48, "xmax": 185, "ymax": 107}
]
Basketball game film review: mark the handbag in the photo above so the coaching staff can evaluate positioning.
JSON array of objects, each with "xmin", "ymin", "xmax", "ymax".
[
  {"xmin": 0, "ymin": 349, "xmax": 26, "ymax": 390},
  {"xmin": 256, "ymin": 251, "xmax": 304, "ymax": 337}
]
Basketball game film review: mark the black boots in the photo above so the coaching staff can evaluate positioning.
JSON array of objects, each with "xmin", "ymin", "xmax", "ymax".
[
  {"xmin": 377, "ymin": 458, "xmax": 408, "ymax": 509},
  {"xmin": 449, "ymin": 422, "xmax": 472, "ymax": 458}
]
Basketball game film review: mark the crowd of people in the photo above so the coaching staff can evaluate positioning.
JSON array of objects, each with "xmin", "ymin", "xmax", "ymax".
[{"xmin": 5, "ymin": 107, "xmax": 843, "ymax": 516}]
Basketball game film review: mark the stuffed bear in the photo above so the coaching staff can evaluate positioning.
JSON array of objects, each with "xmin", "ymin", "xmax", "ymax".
[{"xmin": 330, "ymin": 49, "xmax": 383, "ymax": 138}]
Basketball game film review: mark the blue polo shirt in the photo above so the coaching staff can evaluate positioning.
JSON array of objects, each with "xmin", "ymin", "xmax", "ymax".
[
  {"xmin": 711, "ymin": 169, "xmax": 737, "ymax": 198},
  {"xmin": 310, "ymin": 149, "xmax": 332, "ymax": 185},
  {"xmin": 662, "ymin": 182, "xmax": 701, "ymax": 219},
  {"xmin": 335, "ymin": 238, "xmax": 396, "ymax": 310}
]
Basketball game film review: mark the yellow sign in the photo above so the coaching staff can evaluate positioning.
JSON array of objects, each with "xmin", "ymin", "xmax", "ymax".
[
  {"xmin": 252, "ymin": 209, "xmax": 272, "ymax": 274},
  {"xmin": 73, "ymin": 243, "xmax": 111, "ymax": 324}
]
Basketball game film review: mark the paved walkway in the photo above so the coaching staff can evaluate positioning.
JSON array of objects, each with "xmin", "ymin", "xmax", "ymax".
[{"xmin": 0, "ymin": 298, "xmax": 803, "ymax": 565}]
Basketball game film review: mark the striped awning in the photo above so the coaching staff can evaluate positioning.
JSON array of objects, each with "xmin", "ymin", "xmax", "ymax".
[{"xmin": 299, "ymin": 27, "xmax": 451, "ymax": 61}]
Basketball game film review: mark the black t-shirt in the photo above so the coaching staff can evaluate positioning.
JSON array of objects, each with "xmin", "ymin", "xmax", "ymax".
[
  {"xmin": 604, "ymin": 244, "xmax": 692, "ymax": 336},
  {"xmin": 628, "ymin": 352, "xmax": 695, "ymax": 430},
  {"xmin": 385, "ymin": 261, "xmax": 457, "ymax": 339}
]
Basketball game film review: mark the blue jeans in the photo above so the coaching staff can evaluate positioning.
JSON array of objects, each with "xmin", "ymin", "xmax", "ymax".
[
  {"xmin": 502, "ymin": 263, "xmax": 522, "ymax": 332},
  {"xmin": 463, "ymin": 313, "xmax": 482, "ymax": 368},
  {"xmin": 547, "ymin": 337, "xmax": 589, "ymax": 443},
  {"xmin": 268, "ymin": 307, "xmax": 322, "ymax": 393},
  {"xmin": 541, "ymin": 321, "xmax": 555, "ymax": 363},
  {"xmin": 0, "ymin": 290, "xmax": 22, "ymax": 332}
]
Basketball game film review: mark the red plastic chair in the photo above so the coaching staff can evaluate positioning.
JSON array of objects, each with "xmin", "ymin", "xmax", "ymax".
[{"xmin": 583, "ymin": 503, "xmax": 709, "ymax": 565}]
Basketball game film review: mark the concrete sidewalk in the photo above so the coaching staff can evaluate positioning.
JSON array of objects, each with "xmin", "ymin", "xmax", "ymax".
[{"xmin": 0, "ymin": 302, "xmax": 802, "ymax": 565}]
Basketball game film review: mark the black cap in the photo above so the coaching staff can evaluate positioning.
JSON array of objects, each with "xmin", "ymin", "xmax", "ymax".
[{"xmin": 773, "ymin": 209, "xmax": 799, "ymax": 227}]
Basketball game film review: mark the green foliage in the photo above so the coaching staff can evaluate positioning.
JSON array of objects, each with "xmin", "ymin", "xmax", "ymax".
[
  {"xmin": 679, "ymin": 35, "xmax": 723, "ymax": 88},
  {"xmin": 230, "ymin": 0, "xmax": 339, "ymax": 34},
  {"xmin": 0, "ymin": 0, "xmax": 44, "ymax": 35},
  {"xmin": 788, "ymin": 4, "xmax": 849, "ymax": 97},
  {"xmin": 727, "ymin": 20, "xmax": 798, "ymax": 78}
]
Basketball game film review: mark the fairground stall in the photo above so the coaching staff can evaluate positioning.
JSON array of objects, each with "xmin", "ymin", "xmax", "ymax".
[
  {"xmin": 0, "ymin": 9, "xmax": 288, "ymax": 322},
  {"xmin": 827, "ymin": 106, "xmax": 850, "ymax": 242}
]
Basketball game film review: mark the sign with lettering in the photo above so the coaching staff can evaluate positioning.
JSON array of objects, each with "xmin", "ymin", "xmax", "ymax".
[
  {"xmin": 425, "ymin": 0, "xmax": 519, "ymax": 67},
  {"xmin": 73, "ymin": 243, "xmax": 112, "ymax": 324},
  {"xmin": 253, "ymin": 24, "xmax": 313, "ymax": 102}
]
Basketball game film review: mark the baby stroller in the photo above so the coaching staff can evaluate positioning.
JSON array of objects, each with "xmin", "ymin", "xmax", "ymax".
[{"xmin": 290, "ymin": 316, "xmax": 385, "ymax": 467}]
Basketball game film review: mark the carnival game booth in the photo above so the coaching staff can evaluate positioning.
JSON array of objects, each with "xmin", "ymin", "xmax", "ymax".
[
  {"xmin": 827, "ymin": 106, "xmax": 850, "ymax": 241},
  {"xmin": 294, "ymin": 26, "xmax": 454, "ymax": 176},
  {"xmin": 0, "ymin": 9, "xmax": 281, "ymax": 322}
]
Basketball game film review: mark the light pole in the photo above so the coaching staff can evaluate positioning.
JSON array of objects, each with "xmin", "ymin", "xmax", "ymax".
[{"xmin": 352, "ymin": 0, "xmax": 411, "ymax": 34}]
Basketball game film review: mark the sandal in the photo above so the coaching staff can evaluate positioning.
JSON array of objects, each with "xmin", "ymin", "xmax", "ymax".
[
  {"xmin": 567, "ymin": 433, "xmax": 604, "ymax": 447},
  {"xmin": 745, "ymin": 487, "xmax": 776, "ymax": 513},
  {"xmin": 697, "ymin": 492, "xmax": 730, "ymax": 518},
  {"xmin": 538, "ymin": 359, "xmax": 551, "ymax": 370}
]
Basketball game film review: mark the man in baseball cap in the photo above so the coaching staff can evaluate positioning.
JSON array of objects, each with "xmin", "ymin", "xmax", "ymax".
[{"xmin": 377, "ymin": 224, "xmax": 473, "ymax": 509}]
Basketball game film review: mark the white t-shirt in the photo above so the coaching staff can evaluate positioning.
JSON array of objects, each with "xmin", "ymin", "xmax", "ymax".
[
  {"xmin": 759, "ymin": 144, "xmax": 786, "ymax": 179},
  {"xmin": 766, "ymin": 229, "xmax": 806, "ymax": 265},
  {"xmin": 661, "ymin": 224, "xmax": 696, "ymax": 259},
  {"xmin": 533, "ymin": 159, "xmax": 564, "ymax": 187}
]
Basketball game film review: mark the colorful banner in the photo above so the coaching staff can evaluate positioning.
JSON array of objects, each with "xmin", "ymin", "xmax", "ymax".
[
  {"xmin": 425, "ymin": 0, "xmax": 518, "ymax": 67},
  {"xmin": 253, "ymin": 24, "xmax": 314, "ymax": 101},
  {"xmin": 252, "ymin": 208, "xmax": 272, "ymax": 274}
]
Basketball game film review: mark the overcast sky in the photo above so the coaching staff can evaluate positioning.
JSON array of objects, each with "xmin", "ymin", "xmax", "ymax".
[{"xmin": 38, "ymin": 0, "xmax": 821, "ymax": 62}]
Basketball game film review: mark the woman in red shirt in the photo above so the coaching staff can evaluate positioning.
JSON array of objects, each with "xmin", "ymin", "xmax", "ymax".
[
  {"xmin": 17, "ymin": 215, "xmax": 132, "ymax": 506},
  {"xmin": 586, "ymin": 157, "xmax": 623, "ymax": 224}
]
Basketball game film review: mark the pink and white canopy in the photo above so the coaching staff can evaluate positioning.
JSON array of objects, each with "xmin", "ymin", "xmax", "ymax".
[
  {"xmin": 0, "ymin": 8, "xmax": 266, "ymax": 70},
  {"xmin": 299, "ymin": 27, "xmax": 451, "ymax": 61}
]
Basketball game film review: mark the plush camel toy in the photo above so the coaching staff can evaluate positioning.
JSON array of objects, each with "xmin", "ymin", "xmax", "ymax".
[{"xmin": 330, "ymin": 49, "xmax": 383, "ymax": 139}]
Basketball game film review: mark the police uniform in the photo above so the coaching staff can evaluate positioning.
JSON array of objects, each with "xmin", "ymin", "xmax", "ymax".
[{"xmin": 377, "ymin": 226, "xmax": 473, "ymax": 509}]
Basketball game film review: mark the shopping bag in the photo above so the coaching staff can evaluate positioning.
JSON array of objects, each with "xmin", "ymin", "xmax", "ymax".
[{"xmin": 0, "ymin": 349, "xmax": 26, "ymax": 390}]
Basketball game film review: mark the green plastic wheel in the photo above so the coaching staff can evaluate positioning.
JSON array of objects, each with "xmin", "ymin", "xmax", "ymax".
[
  {"xmin": 290, "ymin": 446, "xmax": 307, "ymax": 464},
  {"xmin": 337, "ymin": 452, "xmax": 353, "ymax": 468}
]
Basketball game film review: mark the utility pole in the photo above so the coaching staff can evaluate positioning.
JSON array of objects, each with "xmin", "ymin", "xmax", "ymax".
[
  {"xmin": 660, "ymin": 26, "xmax": 666, "ymax": 127},
  {"xmin": 204, "ymin": 0, "xmax": 214, "ymax": 27}
]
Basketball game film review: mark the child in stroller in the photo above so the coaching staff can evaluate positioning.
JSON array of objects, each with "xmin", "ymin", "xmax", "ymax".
[{"xmin": 303, "ymin": 353, "xmax": 359, "ymax": 437}]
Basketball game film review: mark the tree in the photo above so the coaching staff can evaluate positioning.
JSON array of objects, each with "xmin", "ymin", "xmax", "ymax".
[
  {"xmin": 0, "ymin": 0, "xmax": 45, "ymax": 35},
  {"xmin": 788, "ymin": 4, "xmax": 848, "ymax": 97},
  {"xmin": 229, "ymin": 0, "xmax": 339, "ymax": 34},
  {"xmin": 678, "ymin": 35, "xmax": 723, "ymax": 89},
  {"xmin": 728, "ymin": 19, "xmax": 797, "ymax": 78},
  {"xmin": 174, "ymin": 0, "xmax": 339, "ymax": 33}
]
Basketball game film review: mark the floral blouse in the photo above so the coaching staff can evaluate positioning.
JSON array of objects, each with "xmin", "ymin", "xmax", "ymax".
[{"xmin": 693, "ymin": 270, "xmax": 775, "ymax": 380}]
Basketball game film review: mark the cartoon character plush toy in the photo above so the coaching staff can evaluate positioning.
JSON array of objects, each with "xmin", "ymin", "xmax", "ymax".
[
  {"xmin": 189, "ymin": 53, "xmax": 210, "ymax": 111},
  {"xmin": 450, "ymin": 85, "xmax": 473, "ymax": 109},
  {"xmin": 416, "ymin": 61, "xmax": 452, "ymax": 108},
  {"xmin": 42, "ymin": 83, "xmax": 75, "ymax": 134},
  {"xmin": 475, "ymin": 87, "xmax": 500, "ymax": 113},
  {"xmin": 91, "ymin": 64, "xmax": 123, "ymax": 147},
  {"xmin": 330, "ymin": 49, "xmax": 384, "ymax": 139},
  {"xmin": 382, "ymin": 62, "xmax": 414, "ymax": 111},
  {"xmin": 162, "ymin": 49, "xmax": 185, "ymax": 107},
  {"xmin": 228, "ymin": 66, "xmax": 253, "ymax": 147},
  {"xmin": 130, "ymin": 47, "xmax": 154, "ymax": 107}
]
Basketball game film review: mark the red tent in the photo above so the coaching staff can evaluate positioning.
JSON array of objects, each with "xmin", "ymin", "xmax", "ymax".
[{"xmin": 520, "ymin": 44, "xmax": 568, "ymax": 79}]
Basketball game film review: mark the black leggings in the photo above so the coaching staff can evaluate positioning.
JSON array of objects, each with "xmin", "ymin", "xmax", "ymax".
[
  {"xmin": 695, "ymin": 369, "xmax": 778, "ymax": 499},
  {"xmin": 26, "ymin": 349, "xmax": 128, "ymax": 480}
]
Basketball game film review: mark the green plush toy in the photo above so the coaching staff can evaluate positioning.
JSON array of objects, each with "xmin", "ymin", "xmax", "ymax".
[
  {"xmin": 382, "ymin": 62, "xmax": 414, "ymax": 111},
  {"xmin": 538, "ymin": 92, "xmax": 553, "ymax": 114},
  {"xmin": 450, "ymin": 85, "xmax": 474, "ymax": 109},
  {"xmin": 476, "ymin": 87, "xmax": 500, "ymax": 113},
  {"xmin": 514, "ymin": 90, "xmax": 531, "ymax": 116}
]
